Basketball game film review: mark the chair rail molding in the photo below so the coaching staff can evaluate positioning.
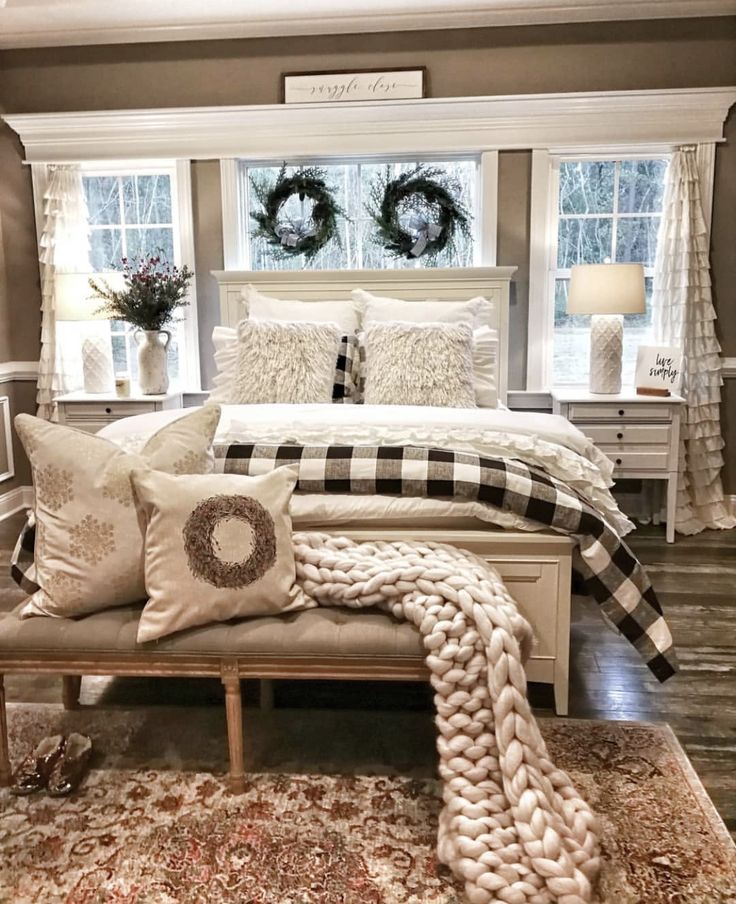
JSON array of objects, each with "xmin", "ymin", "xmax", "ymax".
[
  {"xmin": 4, "ymin": 87, "xmax": 735, "ymax": 163},
  {"xmin": 0, "ymin": 362, "xmax": 39, "ymax": 384}
]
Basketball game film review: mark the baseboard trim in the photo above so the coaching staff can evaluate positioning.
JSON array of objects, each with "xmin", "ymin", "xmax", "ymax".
[{"xmin": 0, "ymin": 486, "xmax": 33, "ymax": 521}]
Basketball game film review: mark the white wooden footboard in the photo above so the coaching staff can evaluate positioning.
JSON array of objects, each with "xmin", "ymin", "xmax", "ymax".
[{"xmin": 332, "ymin": 528, "xmax": 573, "ymax": 715}]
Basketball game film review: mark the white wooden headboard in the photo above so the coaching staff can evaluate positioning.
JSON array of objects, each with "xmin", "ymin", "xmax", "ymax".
[{"xmin": 211, "ymin": 267, "xmax": 517, "ymax": 404}]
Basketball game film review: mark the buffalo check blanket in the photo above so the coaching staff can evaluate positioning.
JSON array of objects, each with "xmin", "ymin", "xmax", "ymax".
[{"xmin": 10, "ymin": 441, "xmax": 677, "ymax": 682}]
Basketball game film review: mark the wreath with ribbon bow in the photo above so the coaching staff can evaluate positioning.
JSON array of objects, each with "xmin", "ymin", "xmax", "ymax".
[
  {"xmin": 366, "ymin": 165, "xmax": 472, "ymax": 263},
  {"xmin": 250, "ymin": 164, "xmax": 345, "ymax": 261}
]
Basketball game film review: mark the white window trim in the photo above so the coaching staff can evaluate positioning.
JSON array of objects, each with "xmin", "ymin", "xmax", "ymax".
[
  {"xmin": 30, "ymin": 158, "xmax": 201, "ymax": 391},
  {"xmin": 526, "ymin": 142, "xmax": 717, "ymax": 392},
  {"xmin": 225, "ymin": 153, "xmax": 493, "ymax": 271}
]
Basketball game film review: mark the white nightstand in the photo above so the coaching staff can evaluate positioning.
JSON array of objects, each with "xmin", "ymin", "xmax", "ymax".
[
  {"xmin": 552, "ymin": 388, "xmax": 683, "ymax": 543},
  {"xmin": 56, "ymin": 390, "xmax": 183, "ymax": 433}
]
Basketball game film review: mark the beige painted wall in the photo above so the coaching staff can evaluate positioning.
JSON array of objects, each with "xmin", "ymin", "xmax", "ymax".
[{"xmin": 0, "ymin": 17, "xmax": 734, "ymax": 488}]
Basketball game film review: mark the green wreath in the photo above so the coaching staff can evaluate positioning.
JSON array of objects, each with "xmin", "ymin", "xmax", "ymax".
[
  {"xmin": 366, "ymin": 165, "xmax": 472, "ymax": 263},
  {"xmin": 250, "ymin": 164, "xmax": 345, "ymax": 261}
]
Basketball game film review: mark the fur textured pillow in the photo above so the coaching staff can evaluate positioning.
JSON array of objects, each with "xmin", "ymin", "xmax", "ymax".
[
  {"xmin": 131, "ymin": 467, "xmax": 307, "ymax": 642},
  {"xmin": 362, "ymin": 321, "xmax": 476, "ymax": 408},
  {"xmin": 210, "ymin": 325, "xmax": 360, "ymax": 404},
  {"xmin": 15, "ymin": 405, "xmax": 221, "ymax": 619},
  {"xmin": 233, "ymin": 320, "xmax": 342, "ymax": 404}
]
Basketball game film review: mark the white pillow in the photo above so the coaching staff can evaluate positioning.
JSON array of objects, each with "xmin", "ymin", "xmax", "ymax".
[
  {"xmin": 209, "ymin": 324, "xmax": 361, "ymax": 404},
  {"xmin": 15, "ymin": 406, "xmax": 222, "ymax": 620},
  {"xmin": 363, "ymin": 321, "xmax": 476, "ymax": 408},
  {"xmin": 473, "ymin": 325, "xmax": 499, "ymax": 407},
  {"xmin": 132, "ymin": 466, "xmax": 307, "ymax": 643},
  {"xmin": 242, "ymin": 284, "xmax": 361, "ymax": 333},
  {"xmin": 232, "ymin": 320, "xmax": 341, "ymax": 404},
  {"xmin": 353, "ymin": 288, "xmax": 492, "ymax": 328}
]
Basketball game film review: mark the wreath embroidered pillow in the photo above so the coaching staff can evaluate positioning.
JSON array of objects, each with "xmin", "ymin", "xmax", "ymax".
[
  {"xmin": 130, "ymin": 467, "xmax": 306, "ymax": 642},
  {"xmin": 15, "ymin": 405, "xmax": 221, "ymax": 619}
]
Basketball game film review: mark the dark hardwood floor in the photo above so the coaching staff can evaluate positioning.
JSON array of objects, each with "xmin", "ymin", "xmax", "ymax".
[{"xmin": 1, "ymin": 511, "xmax": 734, "ymax": 838}]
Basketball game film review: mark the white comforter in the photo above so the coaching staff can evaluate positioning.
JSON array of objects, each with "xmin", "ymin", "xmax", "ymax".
[{"xmin": 100, "ymin": 403, "xmax": 633, "ymax": 535}]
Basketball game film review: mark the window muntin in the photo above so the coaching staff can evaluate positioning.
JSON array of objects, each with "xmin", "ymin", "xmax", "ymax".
[
  {"xmin": 240, "ymin": 159, "xmax": 478, "ymax": 270},
  {"xmin": 552, "ymin": 158, "xmax": 668, "ymax": 386},
  {"xmin": 82, "ymin": 171, "xmax": 182, "ymax": 386}
]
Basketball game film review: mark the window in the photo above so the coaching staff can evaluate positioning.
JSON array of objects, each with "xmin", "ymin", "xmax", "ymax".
[
  {"xmin": 552, "ymin": 157, "xmax": 668, "ymax": 385},
  {"xmin": 238, "ymin": 159, "xmax": 478, "ymax": 270},
  {"xmin": 81, "ymin": 166, "xmax": 195, "ymax": 388}
]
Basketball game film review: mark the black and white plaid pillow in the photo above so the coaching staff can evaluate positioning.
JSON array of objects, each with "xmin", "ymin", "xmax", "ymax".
[{"xmin": 333, "ymin": 334, "xmax": 362, "ymax": 403}]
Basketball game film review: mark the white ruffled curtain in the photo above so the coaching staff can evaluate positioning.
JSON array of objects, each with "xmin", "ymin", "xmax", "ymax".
[
  {"xmin": 37, "ymin": 165, "xmax": 90, "ymax": 419},
  {"xmin": 652, "ymin": 147, "xmax": 735, "ymax": 534}
]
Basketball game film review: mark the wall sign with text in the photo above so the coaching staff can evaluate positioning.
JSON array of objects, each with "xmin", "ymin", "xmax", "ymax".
[
  {"xmin": 635, "ymin": 345, "xmax": 683, "ymax": 395},
  {"xmin": 282, "ymin": 68, "xmax": 426, "ymax": 104}
]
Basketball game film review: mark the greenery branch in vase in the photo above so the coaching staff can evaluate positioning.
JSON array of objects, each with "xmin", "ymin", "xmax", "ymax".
[{"xmin": 90, "ymin": 254, "xmax": 193, "ymax": 395}]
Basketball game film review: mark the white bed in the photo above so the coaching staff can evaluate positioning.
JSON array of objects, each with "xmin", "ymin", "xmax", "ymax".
[{"xmin": 102, "ymin": 268, "xmax": 630, "ymax": 714}]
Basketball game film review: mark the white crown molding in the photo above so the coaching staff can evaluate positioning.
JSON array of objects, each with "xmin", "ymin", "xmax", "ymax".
[
  {"xmin": 722, "ymin": 358, "xmax": 736, "ymax": 379},
  {"xmin": 1, "ymin": 1, "xmax": 733, "ymax": 49},
  {"xmin": 4, "ymin": 87, "xmax": 736, "ymax": 164},
  {"xmin": 0, "ymin": 361, "xmax": 39, "ymax": 384}
]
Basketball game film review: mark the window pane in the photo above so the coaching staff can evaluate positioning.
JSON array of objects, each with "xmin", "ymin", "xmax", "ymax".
[
  {"xmin": 83, "ymin": 176, "xmax": 121, "ymax": 226},
  {"xmin": 617, "ymin": 160, "xmax": 667, "ymax": 213},
  {"xmin": 559, "ymin": 161, "xmax": 615, "ymax": 215},
  {"xmin": 89, "ymin": 228, "xmax": 123, "ymax": 270},
  {"xmin": 123, "ymin": 174, "xmax": 173, "ymax": 225},
  {"xmin": 244, "ymin": 158, "xmax": 476, "ymax": 271},
  {"xmin": 553, "ymin": 279, "xmax": 590, "ymax": 384},
  {"xmin": 616, "ymin": 216, "xmax": 660, "ymax": 266},
  {"xmin": 557, "ymin": 217, "xmax": 613, "ymax": 268},
  {"xmin": 110, "ymin": 334, "xmax": 129, "ymax": 374},
  {"xmin": 126, "ymin": 227, "xmax": 175, "ymax": 263}
]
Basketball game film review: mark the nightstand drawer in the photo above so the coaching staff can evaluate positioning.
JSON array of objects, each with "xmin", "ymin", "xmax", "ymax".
[
  {"xmin": 581, "ymin": 424, "xmax": 672, "ymax": 445},
  {"xmin": 568, "ymin": 403, "xmax": 672, "ymax": 422},
  {"xmin": 66, "ymin": 401, "xmax": 158, "ymax": 418},
  {"xmin": 600, "ymin": 445, "xmax": 670, "ymax": 472}
]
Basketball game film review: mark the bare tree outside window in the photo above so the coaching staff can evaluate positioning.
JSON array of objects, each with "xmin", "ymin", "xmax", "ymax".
[
  {"xmin": 553, "ymin": 158, "xmax": 668, "ymax": 386},
  {"xmin": 82, "ymin": 173, "xmax": 181, "ymax": 383},
  {"xmin": 240, "ymin": 159, "xmax": 477, "ymax": 271}
]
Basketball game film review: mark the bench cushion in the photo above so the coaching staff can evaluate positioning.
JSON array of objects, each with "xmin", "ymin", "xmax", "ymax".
[{"xmin": 0, "ymin": 604, "xmax": 425, "ymax": 659}]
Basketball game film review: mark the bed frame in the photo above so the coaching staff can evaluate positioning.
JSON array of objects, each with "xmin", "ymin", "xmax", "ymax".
[{"xmin": 211, "ymin": 267, "xmax": 574, "ymax": 713}]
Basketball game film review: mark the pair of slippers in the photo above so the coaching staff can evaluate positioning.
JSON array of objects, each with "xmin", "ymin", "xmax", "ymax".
[{"xmin": 11, "ymin": 733, "xmax": 92, "ymax": 797}]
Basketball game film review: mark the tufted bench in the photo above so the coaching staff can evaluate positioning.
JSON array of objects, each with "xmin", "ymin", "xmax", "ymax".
[{"xmin": 0, "ymin": 601, "xmax": 427, "ymax": 792}]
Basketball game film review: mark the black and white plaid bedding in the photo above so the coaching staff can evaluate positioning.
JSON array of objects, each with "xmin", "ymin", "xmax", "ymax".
[
  {"xmin": 332, "ymin": 335, "xmax": 361, "ymax": 403},
  {"xmin": 10, "ymin": 441, "xmax": 677, "ymax": 682},
  {"xmin": 215, "ymin": 442, "xmax": 677, "ymax": 682}
]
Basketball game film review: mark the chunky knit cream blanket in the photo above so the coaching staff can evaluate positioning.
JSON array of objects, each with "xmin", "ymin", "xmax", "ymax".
[{"xmin": 294, "ymin": 533, "xmax": 600, "ymax": 904}]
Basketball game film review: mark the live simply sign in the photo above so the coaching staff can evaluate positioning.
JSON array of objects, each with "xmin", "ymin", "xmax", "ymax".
[
  {"xmin": 635, "ymin": 346, "xmax": 684, "ymax": 392},
  {"xmin": 283, "ymin": 69, "xmax": 425, "ymax": 104}
]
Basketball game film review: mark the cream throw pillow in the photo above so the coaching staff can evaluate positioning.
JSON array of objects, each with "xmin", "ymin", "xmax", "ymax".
[
  {"xmin": 131, "ymin": 467, "xmax": 304, "ymax": 643},
  {"xmin": 363, "ymin": 321, "xmax": 476, "ymax": 408},
  {"xmin": 15, "ymin": 405, "xmax": 221, "ymax": 619},
  {"xmin": 233, "ymin": 319, "xmax": 341, "ymax": 404}
]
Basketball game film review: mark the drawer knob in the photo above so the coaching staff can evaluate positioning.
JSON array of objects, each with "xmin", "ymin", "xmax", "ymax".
[
  {"xmin": 615, "ymin": 458, "xmax": 622, "ymax": 465},
  {"xmin": 105, "ymin": 407, "xmax": 112, "ymax": 414},
  {"xmin": 617, "ymin": 432, "xmax": 623, "ymax": 440},
  {"xmin": 618, "ymin": 409, "xmax": 625, "ymax": 416}
]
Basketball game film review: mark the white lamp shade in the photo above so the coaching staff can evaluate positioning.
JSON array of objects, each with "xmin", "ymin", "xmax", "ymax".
[
  {"xmin": 566, "ymin": 263, "xmax": 646, "ymax": 315},
  {"xmin": 54, "ymin": 271, "xmax": 125, "ymax": 321}
]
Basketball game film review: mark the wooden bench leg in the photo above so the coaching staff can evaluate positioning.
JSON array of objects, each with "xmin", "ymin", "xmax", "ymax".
[
  {"xmin": 0, "ymin": 676, "xmax": 10, "ymax": 787},
  {"xmin": 222, "ymin": 667, "xmax": 245, "ymax": 794},
  {"xmin": 62, "ymin": 675, "xmax": 81, "ymax": 710}
]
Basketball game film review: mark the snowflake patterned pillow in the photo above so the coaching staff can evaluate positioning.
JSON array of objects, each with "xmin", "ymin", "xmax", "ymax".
[
  {"xmin": 131, "ymin": 467, "xmax": 307, "ymax": 642},
  {"xmin": 14, "ymin": 406, "xmax": 221, "ymax": 620}
]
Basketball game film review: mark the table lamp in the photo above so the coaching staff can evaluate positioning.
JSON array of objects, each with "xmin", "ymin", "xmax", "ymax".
[
  {"xmin": 566, "ymin": 262, "xmax": 646, "ymax": 394},
  {"xmin": 55, "ymin": 272, "xmax": 124, "ymax": 394}
]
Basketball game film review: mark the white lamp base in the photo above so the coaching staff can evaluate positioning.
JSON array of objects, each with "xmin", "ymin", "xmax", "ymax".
[
  {"xmin": 589, "ymin": 313, "xmax": 623, "ymax": 394},
  {"xmin": 82, "ymin": 335, "xmax": 115, "ymax": 394}
]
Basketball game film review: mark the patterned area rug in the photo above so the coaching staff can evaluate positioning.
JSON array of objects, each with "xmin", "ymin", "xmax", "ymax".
[{"xmin": 1, "ymin": 705, "xmax": 734, "ymax": 904}]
